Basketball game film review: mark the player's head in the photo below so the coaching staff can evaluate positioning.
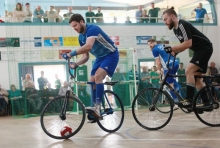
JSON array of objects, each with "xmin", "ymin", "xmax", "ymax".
[
  {"xmin": 69, "ymin": 14, "xmax": 85, "ymax": 33},
  {"xmin": 162, "ymin": 7, "xmax": 177, "ymax": 30},
  {"xmin": 147, "ymin": 38, "xmax": 157, "ymax": 50}
]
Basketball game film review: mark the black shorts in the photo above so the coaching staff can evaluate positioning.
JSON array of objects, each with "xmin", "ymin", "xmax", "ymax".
[{"xmin": 190, "ymin": 45, "xmax": 213, "ymax": 73}]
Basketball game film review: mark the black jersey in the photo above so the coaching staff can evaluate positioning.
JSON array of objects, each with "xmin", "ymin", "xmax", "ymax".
[{"xmin": 173, "ymin": 20, "xmax": 212, "ymax": 51}]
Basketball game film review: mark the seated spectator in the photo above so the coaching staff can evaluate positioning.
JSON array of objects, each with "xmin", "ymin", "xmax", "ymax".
[
  {"xmin": 47, "ymin": 6, "xmax": 57, "ymax": 23},
  {"xmin": 22, "ymin": 73, "xmax": 34, "ymax": 90},
  {"xmin": 125, "ymin": 16, "xmax": 132, "ymax": 23},
  {"xmin": 24, "ymin": 3, "xmax": 32, "ymax": 23},
  {"xmin": 63, "ymin": 14, "xmax": 69, "ymax": 23},
  {"xmin": 177, "ymin": 63, "xmax": 186, "ymax": 86},
  {"xmin": 8, "ymin": 84, "xmax": 24, "ymax": 115},
  {"xmin": 13, "ymin": 2, "xmax": 25, "ymax": 22},
  {"xmin": 0, "ymin": 84, "xmax": 9, "ymax": 116},
  {"xmin": 141, "ymin": 9, "xmax": 149, "ymax": 23},
  {"xmin": 111, "ymin": 67, "xmax": 125, "ymax": 82},
  {"xmin": 58, "ymin": 81, "xmax": 69, "ymax": 96},
  {"xmin": 33, "ymin": 6, "xmax": 44, "ymax": 23},
  {"xmin": 26, "ymin": 81, "xmax": 42, "ymax": 114}
]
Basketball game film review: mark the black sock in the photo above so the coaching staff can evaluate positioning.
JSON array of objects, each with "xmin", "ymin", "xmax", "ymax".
[{"xmin": 186, "ymin": 84, "xmax": 195, "ymax": 101}]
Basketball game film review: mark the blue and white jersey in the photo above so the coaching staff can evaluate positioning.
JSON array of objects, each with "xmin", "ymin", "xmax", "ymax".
[
  {"xmin": 151, "ymin": 44, "xmax": 177, "ymax": 70},
  {"xmin": 79, "ymin": 24, "xmax": 117, "ymax": 58}
]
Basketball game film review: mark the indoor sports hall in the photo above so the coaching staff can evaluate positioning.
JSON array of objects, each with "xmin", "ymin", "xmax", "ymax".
[{"xmin": 0, "ymin": 0, "xmax": 220, "ymax": 148}]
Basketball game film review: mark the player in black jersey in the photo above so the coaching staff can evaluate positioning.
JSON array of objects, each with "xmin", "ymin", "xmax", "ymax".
[{"xmin": 162, "ymin": 7, "xmax": 213, "ymax": 108}]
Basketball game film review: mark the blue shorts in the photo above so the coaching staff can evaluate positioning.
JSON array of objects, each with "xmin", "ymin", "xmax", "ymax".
[
  {"xmin": 164, "ymin": 61, "xmax": 179, "ymax": 84},
  {"xmin": 91, "ymin": 50, "xmax": 119, "ymax": 77}
]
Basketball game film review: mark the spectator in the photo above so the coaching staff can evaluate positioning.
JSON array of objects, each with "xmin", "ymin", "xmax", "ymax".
[
  {"xmin": 56, "ymin": 8, "xmax": 63, "ymax": 22},
  {"xmin": 148, "ymin": 2, "xmax": 160, "ymax": 23},
  {"xmin": 113, "ymin": 16, "xmax": 117, "ymax": 23},
  {"xmin": 111, "ymin": 67, "xmax": 125, "ymax": 82},
  {"xmin": 63, "ymin": 14, "xmax": 69, "ymax": 23},
  {"xmin": 66, "ymin": 6, "xmax": 74, "ymax": 17},
  {"xmin": 38, "ymin": 71, "xmax": 49, "ymax": 90},
  {"xmin": 193, "ymin": 3, "xmax": 209, "ymax": 23},
  {"xmin": 58, "ymin": 81, "xmax": 69, "ymax": 96},
  {"xmin": 0, "ymin": 84, "xmax": 8, "ymax": 116},
  {"xmin": 23, "ymin": 3, "xmax": 32, "ymax": 23},
  {"xmin": 141, "ymin": 9, "xmax": 149, "ymax": 23},
  {"xmin": 125, "ymin": 16, "xmax": 132, "ymax": 23},
  {"xmin": 135, "ymin": 5, "xmax": 142, "ymax": 23},
  {"xmin": 33, "ymin": 6, "xmax": 44, "ymax": 23},
  {"xmin": 8, "ymin": 84, "xmax": 24, "ymax": 115},
  {"xmin": 126, "ymin": 65, "xmax": 139, "ymax": 83},
  {"xmin": 85, "ymin": 6, "xmax": 95, "ymax": 23},
  {"xmin": 139, "ymin": 66, "xmax": 151, "ymax": 91},
  {"xmin": 150, "ymin": 66, "xmax": 160, "ymax": 88},
  {"xmin": 95, "ymin": 7, "xmax": 104, "ymax": 23},
  {"xmin": 177, "ymin": 63, "xmax": 186, "ymax": 85},
  {"xmin": 13, "ymin": 2, "xmax": 25, "ymax": 22},
  {"xmin": 22, "ymin": 73, "xmax": 34, "ymax": 90},
  {"xmin": 47, "ymin": 6, "xmax": 57, "ymax": 23},
  {"xmin": 208, "ymin": 62, "xmax": 219, "ymax": 83},
  {"xmin": 26, "ymin": 81, "xmax": 42, "ymax": 114},
  {"xmin": 55, "ymin": 74, "xmax": 61, "ymax": 90}
]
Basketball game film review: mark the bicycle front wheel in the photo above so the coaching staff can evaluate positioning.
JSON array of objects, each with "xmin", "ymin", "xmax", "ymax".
[
  {"xmin": 132, "ymin": 88, "xmax": 173, "ymax": 130},
  {"xmin": 40, "ymin": 96, "xmax": 86, "ymax": 139},
  {"xmin": 97, "ymin": 90, "xmax": 124, "ymax": 133},
  {"xmin": 193, "ymin": 86, "xmax": 220, "ymax": 127}
]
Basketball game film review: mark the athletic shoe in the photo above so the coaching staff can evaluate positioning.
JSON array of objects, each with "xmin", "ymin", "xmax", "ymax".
[
  {"xmin": 85, "ymin": 104, "xmax": 102, "ymax": 120},
  {"xmin": 173, "ymin": 104, "xmax": 179, "ymax": 111},
  {"xmin": 179, "ymin": 99, "xmax": 192, "ymax": 108},
  {"xmin": 196, "ymin": 103, "xmax": 213, "ymax": 114}
]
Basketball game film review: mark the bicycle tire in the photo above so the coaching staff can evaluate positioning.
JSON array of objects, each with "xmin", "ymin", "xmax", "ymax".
[
  {"xmin": 97, "ymin": 90, "xmax": 124, "ymax": 133},
  {"xmin": 193, "ymin": 86, "xmax": 220, "ymax": 127},
  {"xmin": 40, "ymin": 96, "xmax": 86, "ymax": 139},
  {"xmin": 132, "ymin": 87, "xmax": 173, "ymax": 130}
]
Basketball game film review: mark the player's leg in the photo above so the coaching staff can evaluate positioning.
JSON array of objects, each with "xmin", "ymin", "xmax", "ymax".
[{"xmin": 89, "ymin": 76, "xmax": 96, "ymax": 106}]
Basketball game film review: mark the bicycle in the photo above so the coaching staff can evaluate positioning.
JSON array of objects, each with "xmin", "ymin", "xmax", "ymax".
[
  {"xmin": 40, "ymin": 59, "xmax": 124, "ymax": 139},
  {"xmin": 132, "ymin": 53, "xmax": 220, "ymax": 130}
]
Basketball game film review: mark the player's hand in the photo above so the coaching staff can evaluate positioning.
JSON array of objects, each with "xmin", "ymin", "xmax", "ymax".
[
  {"xmin": 62, "ymin": 53, "xmax": 70, "ymax": 60},
  {"xmin": 156, "ymin": 70, "xmax": 162, "ymax": 75},
  {"xmin": 70, "ymin": 62, "xmax": 78, "ymax": 69},
  {"xmin": 163, "ymin": 45, "xmax": 172, "ymax": 53}
]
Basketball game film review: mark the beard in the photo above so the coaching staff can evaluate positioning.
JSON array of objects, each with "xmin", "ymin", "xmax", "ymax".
[
  {"xmin": 168, "ymin": 20, "xmax": 175, "ymax": 30},
  {"xmin": 79, "ymin": 24, "xmax": 85, "ymax": 33}
]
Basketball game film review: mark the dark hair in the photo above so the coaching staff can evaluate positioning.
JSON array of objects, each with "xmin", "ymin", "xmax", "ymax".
[
  {"xmin": 147, "ymin": 38, "xmax": 156, "ymax": 43},
  {"xmin": 10, "ymin": 84, "xmax": 16, "ymax": 90},
  {"xmin": 163, "ymin": 6, "xmax": 177, "ymax": 17},
  {"xmin": 69, "ymin": 14, "xmax": 85, "ymax": 23},
  {"xmin": 25, "ymin": 3, "xmax": 30, "ymax": 6},
  {"xmin": 16, "ymin": 3, "xmax": 22, "ymax": 11},
  {"xmin": 180, "ymin": 62, "xmax": 183, "ymax": 65}
]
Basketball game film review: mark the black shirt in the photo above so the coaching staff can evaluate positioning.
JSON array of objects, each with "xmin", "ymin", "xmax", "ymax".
[{"xmin": 173, "ymin": 20, "xmax": 211, "ymax": 51}]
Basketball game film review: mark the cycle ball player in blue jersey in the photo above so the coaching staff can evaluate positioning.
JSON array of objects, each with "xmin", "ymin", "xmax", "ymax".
[
  {"xmin": 62, "ymin": 14, "xmax": 119, "ymax": 119},
  {"xmin": 147, "ymin": 38, "xmax": 180, "ymax": 107}
]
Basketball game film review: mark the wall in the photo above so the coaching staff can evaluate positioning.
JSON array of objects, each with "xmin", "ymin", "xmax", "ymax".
[{"xmin": 0, "ymin": 23, "xmax": 219, "ymax": 89}]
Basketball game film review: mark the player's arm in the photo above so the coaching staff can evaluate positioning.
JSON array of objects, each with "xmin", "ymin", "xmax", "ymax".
[
  {"xmin": 171, "ymin": 39, "xmax": 192, "ymax": 53},
  {"xmin": 155, "ymin": 58, "xmax": 162, "ymax": 72},
  {"xmin": 75, "ymin": 53, "xmax": 89, "ymax": 66},
  {"xmin": 67, "ymin": 37, "xmax": 95, "ymax": 57}
]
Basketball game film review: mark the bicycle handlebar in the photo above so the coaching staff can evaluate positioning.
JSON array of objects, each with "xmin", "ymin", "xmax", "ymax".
[{"xmin": 67, "ymin": 58, "xmax": 77, "ymax": 79}]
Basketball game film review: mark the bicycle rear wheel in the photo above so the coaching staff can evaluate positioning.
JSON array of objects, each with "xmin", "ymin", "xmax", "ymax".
[
  {"xmin": 97, "ymin": 90, "xmax": 124, "ymax": 133},
  {"xmin": 40, "ymin": 96, "xmax": 86, "ymax": 139},
  {"xmin": 132, "ymin": 88, "xmax": 173, "ymax": 130},
  {"xmin": 193, "ymin": 86, "xmax": 220, "ymax": 127}
]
